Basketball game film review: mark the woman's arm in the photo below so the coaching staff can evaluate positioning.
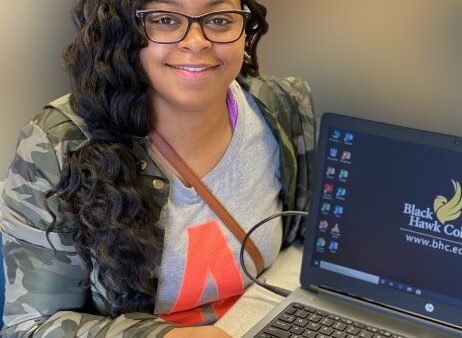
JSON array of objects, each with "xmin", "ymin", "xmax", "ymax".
[
  {"xmin": 0, "ymin": 121, "xmax": 178, "ymax": 337},
  {"xmin": 164, "ymin": 326, "xmax": 233, "ymax": 338},
  {"xmin": 1, "ymin": 232, "xmax": 178, "ymax": 338}
]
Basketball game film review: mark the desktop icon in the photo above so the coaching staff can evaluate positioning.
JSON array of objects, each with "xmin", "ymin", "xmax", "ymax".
[
  {"xmin": 328, "ymin": 241, "xmax": 339, "ymax": 252},
  {"xmin": 341, "ymin": 151, "xmax": 351, "ymax": 162},
  {"xmin": 329, "ymin": 148, "xmax": 338, "ymax": 159},
  {"xmin": 332, "ymin": 129, "xmax": 341, "ymax": 140},
  {"xmin": 316, "ymin": 237, "xmax": 327, "ymax": 248},
  {"xmin": 319, "ymin": 220, "xmax": 329, "ymax": 231},
  {"xmin": 344, "ymin": 132, "xmax": 354, "ymax": 144},
  {"xmin": 331, "ymin": 223, "xmax": 341, "ymax": 237},
  {"xmin": 336, "ymin": 187, "xmax": 347, "ymax": 199},
  {"xmin": 333, "ymin": 205, "xmax": 344, "ymax": 216},
  {"xmin": 326, "ymin": 166, "xmax": 336, "ymax": 177},
  {"xmin": 324, "ymin": 183, "xmax": 334, "ymax": 195},
  {"xmin": 321, "ymin": 203, "xmax": 331, "ymax": 214},
  {"xmin": 339, "ymin": 169, "xmax": 349, "ymax": 181}
]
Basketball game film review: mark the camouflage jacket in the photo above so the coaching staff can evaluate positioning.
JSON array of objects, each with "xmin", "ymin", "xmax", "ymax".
[{"xmin": 0, "ymin": 75, "xmax": 315, "ymax": 337}]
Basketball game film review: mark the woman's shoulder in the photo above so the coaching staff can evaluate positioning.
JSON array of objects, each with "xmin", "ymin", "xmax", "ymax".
[
  {"xmin": 238, "ymin": 74, "xmax": 311, "ymax": 96},
  {"xmin": 29, "ymin": 94, "xmax": 90, "ymax": 148},
  {"xmin": 238, "ymin": 74, "xmax": 313, "ymax": 116},
  {"xmin": 1, "ymin": 95, "xmax": 91, "ymax": 233}
]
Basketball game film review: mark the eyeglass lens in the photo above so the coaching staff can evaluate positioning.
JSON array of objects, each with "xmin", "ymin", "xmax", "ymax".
[{"xmin": 143, "ymin": 11, "xmax": 246, "ymax": 43}]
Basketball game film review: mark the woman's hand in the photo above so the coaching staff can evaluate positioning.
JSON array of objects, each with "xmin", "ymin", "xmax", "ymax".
[{"xmin": 164, "ymin": 325, "xmax": 233, "ymax": 338}]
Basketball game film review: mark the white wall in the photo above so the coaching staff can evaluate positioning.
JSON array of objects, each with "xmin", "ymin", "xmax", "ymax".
[
  {"xmin": 258, "ymin": 0, "xmax": 462, "ymax": 135},
  {"xmin": 0, "ymin": 1, "xmax": 75, "ymax": 177}
]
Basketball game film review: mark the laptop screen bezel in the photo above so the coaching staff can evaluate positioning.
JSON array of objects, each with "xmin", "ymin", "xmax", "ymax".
[{"xmin": 300, "ymin": 112, "xmax": 462, "ymax": 328}]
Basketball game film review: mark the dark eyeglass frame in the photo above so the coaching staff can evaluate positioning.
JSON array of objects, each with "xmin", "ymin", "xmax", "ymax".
[{"xmin": 135, "ymin": 6, "xmax": 251, "ymax": 44}]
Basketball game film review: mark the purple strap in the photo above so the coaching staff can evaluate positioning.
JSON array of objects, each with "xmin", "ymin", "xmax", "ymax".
[{"xmin": 226, "ymin": 89, "xmax": 238, "ymax": 131}]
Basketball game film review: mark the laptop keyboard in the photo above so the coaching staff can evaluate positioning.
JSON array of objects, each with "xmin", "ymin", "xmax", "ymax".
[{"xmin": 254, "ymin": 302, "xmax": 407, "ymax": 338}]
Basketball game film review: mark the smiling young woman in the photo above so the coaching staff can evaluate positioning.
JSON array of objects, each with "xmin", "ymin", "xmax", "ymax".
[
  {"xmin": 141, "ymin": 0, "xmax": 249, "ymax": 180},
  {"xmin": 0, "ymin": 0, "xmax": 315, "ymax": 337}
]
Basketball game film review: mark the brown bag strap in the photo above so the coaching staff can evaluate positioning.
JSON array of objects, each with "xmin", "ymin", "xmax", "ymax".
[{"xmin": 150, "ymin": 131, "xmax": 265, "ymax": 275}]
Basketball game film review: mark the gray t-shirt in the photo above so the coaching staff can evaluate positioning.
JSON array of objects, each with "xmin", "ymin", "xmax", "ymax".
[{"xmin": 153, "ymin": 81, "xmax": 283, "ymax": 325}]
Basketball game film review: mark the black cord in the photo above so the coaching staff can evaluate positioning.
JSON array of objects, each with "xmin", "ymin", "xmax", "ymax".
[{"xmin": 240, "ymin": 211, "xmax": 309, "ymax": 297}]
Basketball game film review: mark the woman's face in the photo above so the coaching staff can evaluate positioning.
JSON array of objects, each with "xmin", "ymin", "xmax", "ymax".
[{"xmin": 139, "ymin": 0, "xmax": 246, "ymax": 113}]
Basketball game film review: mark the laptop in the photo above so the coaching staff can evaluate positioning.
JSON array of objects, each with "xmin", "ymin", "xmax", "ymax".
[{"xmin": 243, "ymin": 113, "xmax": 462, "ymax": 338}]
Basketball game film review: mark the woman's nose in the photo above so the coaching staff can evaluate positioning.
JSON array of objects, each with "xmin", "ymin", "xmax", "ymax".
[{"xmin": 178, "ymin": 22, "xmax": 213, "ymax": 53}]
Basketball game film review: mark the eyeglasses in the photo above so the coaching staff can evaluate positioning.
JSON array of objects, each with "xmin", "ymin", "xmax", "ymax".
[{"xmin": 135, "ymin": 6, "xmax": 251, "ymax": 44}]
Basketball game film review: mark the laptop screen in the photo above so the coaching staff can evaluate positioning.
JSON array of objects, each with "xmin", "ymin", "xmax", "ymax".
[{"xmin": 302, "ymin": 113, "xmax": 462, "ymax": 328}]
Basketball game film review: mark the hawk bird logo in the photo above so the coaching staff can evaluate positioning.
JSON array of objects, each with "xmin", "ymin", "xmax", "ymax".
[{"xmin": 433, "ymin": 180, "xmax": 462, "ymax": 224}]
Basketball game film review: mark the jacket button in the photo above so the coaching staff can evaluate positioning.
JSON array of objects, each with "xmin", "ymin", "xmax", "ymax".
[
  {"xmin": 152, "ymin": 178, "xmax": 165, "ymax": 190},
  {"xmin": 138, "ymin": 160, "xmax": 148, "ymax": 170}
]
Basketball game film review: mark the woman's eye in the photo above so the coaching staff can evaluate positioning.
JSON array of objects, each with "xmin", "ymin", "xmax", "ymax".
[
  {"xmin": 148, "ymin": 15, "xmax": 179, "ymax": 25},
  {"xmin": 207, "ymin": 16, "xmax": 232, "ymax": 26},
  {"xmin": 160, "ymin": 17, "xmax": 177, "ymax": 25}
]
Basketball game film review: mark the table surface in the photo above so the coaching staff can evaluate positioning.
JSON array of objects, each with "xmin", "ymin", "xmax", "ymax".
[{"xmin": 215, "ymin": 244, "xmax": 303, "ymax": 338}]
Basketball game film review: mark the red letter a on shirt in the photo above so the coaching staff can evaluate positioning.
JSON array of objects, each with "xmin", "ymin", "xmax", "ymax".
[{"xmin": 160, "ymin": 220, "xmax": 244, "ymax": 325}]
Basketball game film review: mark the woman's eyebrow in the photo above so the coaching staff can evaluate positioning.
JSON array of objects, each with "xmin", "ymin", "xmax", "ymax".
[
  {"xmin": 208, "ymin": 0, "xmax": 235, "ymax": 6},
  {"xmin": 206, "ymin": 0, "xmax": 238, "ymax": 10},
  {"xmin": 146, "ymin": 0, "xmax": 236, "ymax": 9},
  {"xmin": 147, "ymin": 0, "xmax": 182, "ymax": 7}
]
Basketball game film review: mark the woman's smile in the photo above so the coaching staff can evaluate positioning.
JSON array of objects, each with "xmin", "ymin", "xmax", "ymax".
[{"xmin": 166, "ymin": 62, "xmax": 221, "ymax": 80}]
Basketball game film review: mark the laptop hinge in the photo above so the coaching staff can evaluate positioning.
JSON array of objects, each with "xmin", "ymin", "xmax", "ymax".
[
  {"xmin": 308, "ymin": 285, "xmax": 320, "ymax": 293},
  {"xmin": 316, "ymin": 285, "xmax": 462, "ymax": 332}
]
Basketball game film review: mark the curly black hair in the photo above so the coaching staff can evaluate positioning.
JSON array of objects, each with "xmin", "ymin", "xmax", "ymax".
[{"xmin": 46, "ymin": 0, "xmax": 269, "ymax": 316}]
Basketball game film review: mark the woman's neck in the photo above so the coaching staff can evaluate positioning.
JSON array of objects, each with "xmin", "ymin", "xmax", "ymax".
[
  {"xmin": 149, "ymin": 94, "xmax": 233, "ymax": 177},
  {"xmin": 152, "ymin": 98, "xmax": 230, "ymax": 145}
]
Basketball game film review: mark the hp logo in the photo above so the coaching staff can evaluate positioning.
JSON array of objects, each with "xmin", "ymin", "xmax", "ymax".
[{"xmin": 425, "ymin": 303, "xmax": 434, "ymax": 313}]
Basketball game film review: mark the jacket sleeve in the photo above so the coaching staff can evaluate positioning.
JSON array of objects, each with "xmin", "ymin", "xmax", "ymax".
[
  {"xmin": 284, "ymin": 77, "xmax": 316, "ymax": 239},
  {"xmin": 0, "ymin": 121, "xmax": 178, "ymax": 337}
]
